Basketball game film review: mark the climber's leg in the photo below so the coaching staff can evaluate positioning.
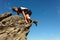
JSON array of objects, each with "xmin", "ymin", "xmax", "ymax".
[{"xmin": 25, "ymin": 14, "xmax": 32, "ymax": 23}]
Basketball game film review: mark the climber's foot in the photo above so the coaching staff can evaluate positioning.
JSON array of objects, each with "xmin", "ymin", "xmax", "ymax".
[{"xmin": 33, "ymin": 20, "xmax": 38, "ymax": 26}]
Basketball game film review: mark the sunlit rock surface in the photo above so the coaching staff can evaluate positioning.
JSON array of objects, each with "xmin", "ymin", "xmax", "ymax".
[{"xmin": 0, "ymin": 12, "xmax": 32, "ymax": 40}]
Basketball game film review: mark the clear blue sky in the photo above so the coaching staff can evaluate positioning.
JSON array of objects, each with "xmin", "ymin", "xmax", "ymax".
[{"xmin": 0, "ymin": 0, "xmax": 60, "ymax": 40}]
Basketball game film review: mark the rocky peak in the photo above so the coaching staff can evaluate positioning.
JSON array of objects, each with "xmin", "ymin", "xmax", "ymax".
[{"xmin": 0, "ymin": 12, "xmax": 37, "ymax": 40}]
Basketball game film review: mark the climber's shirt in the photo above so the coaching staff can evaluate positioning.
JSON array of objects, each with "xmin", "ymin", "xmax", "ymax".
[{"xmin": 18, "ymin": 7, "xmax": 32, "ymax": 16}]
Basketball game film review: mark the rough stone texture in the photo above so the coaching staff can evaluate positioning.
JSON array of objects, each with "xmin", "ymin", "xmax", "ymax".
[
  {"xmin": 0, "ymin": 12, "xmax": 32, "ymax": 40},
  {"xmin": 0, "ymin": 12, "xmax": 12, "ymax": 21}
]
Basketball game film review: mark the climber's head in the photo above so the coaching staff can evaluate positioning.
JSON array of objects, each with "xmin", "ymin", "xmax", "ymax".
[{"xmin": 12, "ymin": 7, "xmax": 18, "ymax": 12}]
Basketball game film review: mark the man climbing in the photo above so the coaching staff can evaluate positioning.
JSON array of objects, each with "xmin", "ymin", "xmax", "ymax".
[{"xmin": 12, "ymin": 7, "xmax": 32, "ymax": 23}]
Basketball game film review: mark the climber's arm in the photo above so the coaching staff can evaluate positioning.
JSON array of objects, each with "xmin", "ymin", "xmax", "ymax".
[
  {"xmin": 22, "ymin": 11, "xmax": 28, "ymax": 23},
  {"xmin": 22, "ymin": 11, "xmax": 25, "ymax": 18}
]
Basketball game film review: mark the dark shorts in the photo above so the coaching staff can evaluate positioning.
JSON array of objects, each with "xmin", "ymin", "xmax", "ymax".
[{"xmin": 22, "ymin": 9, "xmax": 32, "ymax": 16}]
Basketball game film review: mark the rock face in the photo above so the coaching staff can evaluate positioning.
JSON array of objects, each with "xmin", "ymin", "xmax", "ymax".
[{"xmin": 0, "ymin": 12, "xmax": 32, "ymax": 40}]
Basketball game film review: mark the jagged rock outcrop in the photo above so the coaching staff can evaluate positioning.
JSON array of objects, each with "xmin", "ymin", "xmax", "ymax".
[
  {"xmin": 0, "ymin": 12, "xmax": 33, "ymax": 40},
  {"xmin": 0, "ymin": 12, "xmax": 12, "ymax": 21}
]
